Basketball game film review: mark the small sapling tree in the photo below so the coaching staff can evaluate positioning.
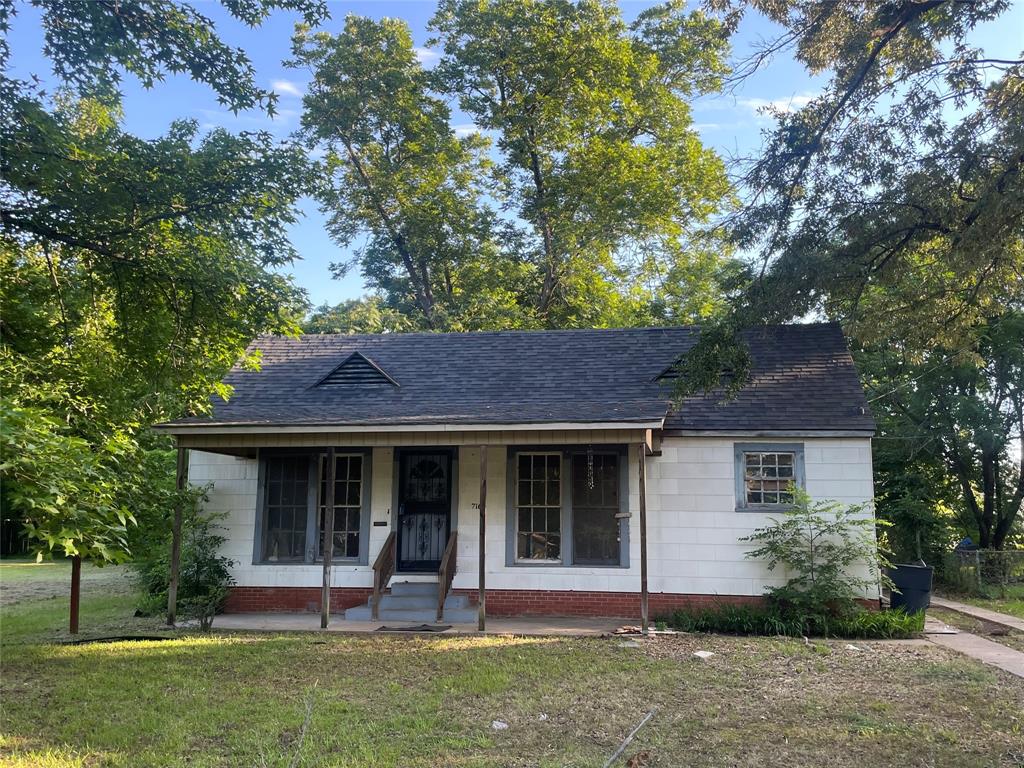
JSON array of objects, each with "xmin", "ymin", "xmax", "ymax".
[{"xmin": 743, "ymin": 489, "xmax": 893, "ymax": 630}]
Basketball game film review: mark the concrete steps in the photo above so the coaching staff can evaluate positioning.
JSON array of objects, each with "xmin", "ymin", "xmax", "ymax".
[{"xmin": 344, "ymin": 581, "xmax": 475, "ymax": 623}]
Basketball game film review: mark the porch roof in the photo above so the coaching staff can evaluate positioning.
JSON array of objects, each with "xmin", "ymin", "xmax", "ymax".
[{"xmin": 156, "ymin": 324, "xmax": 875, "ymax": 435}]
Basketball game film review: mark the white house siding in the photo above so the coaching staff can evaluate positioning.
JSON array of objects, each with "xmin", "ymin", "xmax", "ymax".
[{"xmin": 190, "ymin": 435, "xmax": 874, "ymax": 599}]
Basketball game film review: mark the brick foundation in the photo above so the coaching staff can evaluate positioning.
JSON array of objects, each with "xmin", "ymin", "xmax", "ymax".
[
  {"xmin": 224, "ymin": 587, "xmax": 373, "ymax": 613},
  {"xmin": 453, "ymin": 589, "xmax": 763, "ymax": 617},
  {"xmin": 224, "ymin": 586, "xmax": 763, "ymax": 617}
]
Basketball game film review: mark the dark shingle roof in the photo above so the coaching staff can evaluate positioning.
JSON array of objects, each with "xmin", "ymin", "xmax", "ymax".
[{"xmin": 160, "ymin": 323, "xmax": 874, "ymax": 433}]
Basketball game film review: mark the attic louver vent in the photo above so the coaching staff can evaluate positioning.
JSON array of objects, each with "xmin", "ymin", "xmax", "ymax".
[{"xmin": 316, "ymin": 352, "xmax": 398, "ymax": 388}]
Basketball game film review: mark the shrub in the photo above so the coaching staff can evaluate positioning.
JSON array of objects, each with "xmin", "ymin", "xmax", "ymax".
[
  {"xmin": 134, "ymin": 504, "xmax": 234, "ymax": 629},
  {"xmin": 742, "ymin": 488, "xmax": 893, "ymax": 622},
  {"xmin": 663, "ymin": 603, "xmax": 923, "ymax": 639}
]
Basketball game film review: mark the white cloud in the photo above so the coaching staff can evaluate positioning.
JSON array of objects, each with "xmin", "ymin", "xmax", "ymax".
[
  {"xmin": 414, "ymin": 47, "xmax": 440, "ymax": 67},
  {"xmin": 452, "ymin": 123, "xmax": 480, "ymax": 137},
  {"xmin": 271, "ymin": 79, "xmax": 304, "ymax": 98},
  {"xmin": 738, "ymin": 92, "xmax": 818, "ymax": 114},
  {"xmin": 197, "ymin": 108, "xmax": 298, "ymax": 133}
]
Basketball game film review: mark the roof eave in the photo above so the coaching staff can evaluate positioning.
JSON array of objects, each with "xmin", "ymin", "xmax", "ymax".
[{"xmin": 153, "ymin": 418, "xmax": 667, "ymax": 436}]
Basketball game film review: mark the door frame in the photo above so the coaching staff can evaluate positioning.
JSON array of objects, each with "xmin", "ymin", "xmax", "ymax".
[{"xmin": 391, "ymin": 447, "xmax": 458, "ymax": 573}]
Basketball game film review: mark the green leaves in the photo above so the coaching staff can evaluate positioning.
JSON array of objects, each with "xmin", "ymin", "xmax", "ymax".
[
  {"xmin": 2, "ymin": 1, "xmax": 326, "ymax": 566},
  {"xmin": 296, "ymin": 2, "xmax": 733, "ymax": 331},
  {"xmin": 0, "ymin": 397, "xmax": 134, "ymax": 564},
  {"xmin": 743, "ymin": 488, "xmax": 892, "ymax": 617},
  {"xmin": 16, "ymin": 0, "xmax": 329, "ymax": 112}
]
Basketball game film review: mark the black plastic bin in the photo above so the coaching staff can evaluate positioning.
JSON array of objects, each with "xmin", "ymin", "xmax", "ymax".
[{"xmin": 888, "ymin": 563, "xmax": 934, "ymax": 613}]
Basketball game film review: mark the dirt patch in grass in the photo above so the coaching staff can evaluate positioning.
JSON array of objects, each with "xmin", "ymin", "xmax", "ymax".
[
  {"xmin": 0, "ymin": 560, "xmax": 134, "ymax": 607},
  {"xmin": 929, "ymin": 607, "xmax": 1024, "ymax": 654}
]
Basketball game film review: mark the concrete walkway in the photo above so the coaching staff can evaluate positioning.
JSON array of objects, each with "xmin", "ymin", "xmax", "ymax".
[
  {"xmin": 213, "ymin": 612, "xmax": 623, "ymax": 637},
  {"xmin": 930, "ymin": 595, "xmax": 1024, "ymax": 632},
  {"xmin": 924, "ymin": 598, "xmax": 1024, "ymax": 679},
  {"xmin": 926, "ymin": 630, "xmax": 1024, "ymax": 678}
]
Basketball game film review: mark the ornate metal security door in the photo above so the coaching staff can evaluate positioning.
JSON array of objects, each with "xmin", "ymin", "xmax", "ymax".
[{"xmin": 397, "ymin": 451, "xmax": 452, "ymax": 571}]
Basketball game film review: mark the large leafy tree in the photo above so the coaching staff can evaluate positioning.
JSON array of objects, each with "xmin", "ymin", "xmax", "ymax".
[
  {"xmin": 862, "ymin": 312, "xmax": 1024, "ymax": 553},
  {"xmin": 292, "ymin": 15, "xmax": 509, "ymax": 330},
  {"xmin": 680, "ymin": 1, "xmax": 1024, "ymax": 550},
  {"xmin": 0, "ymin": 0, "xmax": 326, "ymax": 602},
  {"xmin": 295, "ymin": 0, "xmax": 733, "ymax": 330}
]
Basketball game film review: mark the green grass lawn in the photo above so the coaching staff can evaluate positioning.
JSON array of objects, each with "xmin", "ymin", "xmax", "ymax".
[{"xmin": 2, "ymin": 561, "xmax": 1024, "ymax": 767}]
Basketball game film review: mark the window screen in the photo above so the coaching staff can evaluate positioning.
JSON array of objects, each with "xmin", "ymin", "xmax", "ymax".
[
  {"xmin": 263, "ymin": 456, "xmax": 309, "ymax": 561},
  {"xmin": 516, "ymin": 453, "xmax": 561, "ymax": 561},
  {"xmin": 571, "ymin": 453, "xmax": 620, "ymax": 565}
]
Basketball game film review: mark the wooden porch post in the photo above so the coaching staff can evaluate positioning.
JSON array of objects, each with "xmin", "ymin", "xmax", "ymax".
[
  {"xmin": 321, "ymin": 447, "xmax": 336, "ymax": 629},
  {"xmin": 69, "ymin": 555, "xmax": 81, "ymax": 634},
  {"xmin": 638, "ymin": 443, "xmax": 649, "ymax": 636},
  {"xmin": 478, "ymin": 445, "xmax": 487, "ymax": 632},
  {"xmin": 167, "ymin": 445, "xmax": 188, "ymax": 626}
]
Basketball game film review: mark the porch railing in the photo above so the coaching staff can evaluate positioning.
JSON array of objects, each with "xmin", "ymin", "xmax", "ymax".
[
  {"xmin": 372, "ymin": 531, "xmax": 397, "ymax": 621},
  {"xmin": 437, "ymin": 531, "xmax": 458, "ymax": 622}
]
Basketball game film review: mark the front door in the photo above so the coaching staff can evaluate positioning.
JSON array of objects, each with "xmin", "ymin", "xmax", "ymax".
[{"xmin": 397, "ymin": 450, "xmax": 452, "ymax": 571}]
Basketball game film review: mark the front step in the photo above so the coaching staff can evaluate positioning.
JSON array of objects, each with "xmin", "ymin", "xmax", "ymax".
[{"xmin": 344, "ymin": 581, "xmax": 474, "ymax": 623}]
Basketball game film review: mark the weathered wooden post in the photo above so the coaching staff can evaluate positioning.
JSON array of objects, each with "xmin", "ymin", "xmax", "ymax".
[
  {"xmin": 478, "ymin": 445, "xmax": 487, "ymax": 632},
  {"xmin": 321, "ymin": 447, "xmax": 336, "ymax": 629},
  {"xmin": 69, "ymin": 554, "xmax": 81, "ymax": 634},
  {"xmin": 638, "ymin": 443, "xmax": 649, "ymax": 636},
  {"xmin": 167, "ymin": 445, "xmax": 188, "ymax": 626}
]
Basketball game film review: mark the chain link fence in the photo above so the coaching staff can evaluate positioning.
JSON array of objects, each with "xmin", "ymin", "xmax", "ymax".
[{"xmin": 941, "ymin": 549, "xmax": 1024, "ymax": 597}]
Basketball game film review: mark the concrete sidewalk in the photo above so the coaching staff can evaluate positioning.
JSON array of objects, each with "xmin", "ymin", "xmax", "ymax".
[
  {"xmin": 926, "ymin": 630, "xmax": 1024, "ymax": 678},
  {"xmin": 931, "ymin": 595, "xmax": 1024, "ymax": 633}
]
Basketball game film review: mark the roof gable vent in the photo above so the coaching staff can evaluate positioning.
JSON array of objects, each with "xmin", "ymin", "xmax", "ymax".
[{"xmin": 316, "ymin": 352, "xmax": 398, "ymax": 388}]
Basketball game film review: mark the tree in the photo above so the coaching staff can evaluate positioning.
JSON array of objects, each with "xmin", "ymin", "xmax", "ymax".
[
  {"xmin": 0, "ymin": 0, "xmax": 328, "ymax": 113},
  {"xmin": 292, "ymin": 15, "xmax": 505, "ymax": 330},
  {"xmin": 304, "ymin": 297, "xmax": 414, "ymax": 335},
  {"xmin": 672, "ymin": 1, "xmax": 1024, "ymax": 556},
  {"xmin": 295, "ymin": 1, "xmax": 734, "ymax": 330},
  {"xmin": 1, "ymin": 0, "xmax": 327, "ymax": 629},
  {"xmin": 864, "ymin": 313, "xmax": 1024, "ymax": 551}
]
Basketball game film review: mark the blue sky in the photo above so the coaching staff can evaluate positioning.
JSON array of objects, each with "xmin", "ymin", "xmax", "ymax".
[{"xmin": 7, "ymin": 1, "xmax": 1022, "ymax": 308}]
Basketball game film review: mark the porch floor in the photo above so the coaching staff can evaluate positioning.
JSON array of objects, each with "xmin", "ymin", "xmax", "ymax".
[{"xmin": 212, "ymin": 612, "xmax": 625, "ymax": 636}]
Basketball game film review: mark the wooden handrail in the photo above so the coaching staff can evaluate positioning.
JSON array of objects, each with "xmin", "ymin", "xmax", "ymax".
[
  {"xmin": 372, "ymin": 531, "xmax": 397, "ymax": 621},
  {"xmin": 436, "ymin": 531, "xmax": 458, "ymax": 622}
]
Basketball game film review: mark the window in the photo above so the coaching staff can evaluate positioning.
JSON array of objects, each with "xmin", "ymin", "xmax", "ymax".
[
  {"xmin": 258, "ymin": 451, "xmax": 370, "ymax": 564},
  {"xmin": 262, "ymin": 456, "xmax": 310, "ymax": 562},
  {"xmin": 318, "ymin": 454, "xmax": 364, "ymax": 559},
  {"xmin": 571, "ymin": 453, "xmax": 621, "ymax": 565},
  {"xmin": 734, "ymin": 443, "xmax": 804, "ymax": 510},
  {"xmin": 516, "ymin": 453, "xmax": 562, "ymax": 561},
  {"xmin": 509, "ymin": 448, "xmax": 628, "ymax": 567}
]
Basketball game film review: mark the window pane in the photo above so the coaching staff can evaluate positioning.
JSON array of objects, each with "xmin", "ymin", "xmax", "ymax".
[
  {"xmin": 742, "ymin": 452, "xmax": 796, "ymax": 506},
  {"xmin": 263, "ymin": 457, "xmax": 309, "ymax": 562},
  {"xmin": 571, "ymin": 453, "xmax": 620, "ymax": 565},
  {"xmin": 515, "ymin": 453, "xmax": 561, "ymax": 561},
  {"xmin": 316, "ymin": 454, "xmax": 364, "ymax": 559}
]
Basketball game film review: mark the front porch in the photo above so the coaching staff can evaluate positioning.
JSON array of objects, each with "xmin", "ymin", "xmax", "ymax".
[{"xmin": 164, "ymin": 425, "xmax": 658, "ymax": 631}]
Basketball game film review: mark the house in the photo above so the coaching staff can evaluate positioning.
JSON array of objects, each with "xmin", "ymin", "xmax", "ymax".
[{"xmin": 156, "ymin": 323, "xmax": 876, "ymax": 626}]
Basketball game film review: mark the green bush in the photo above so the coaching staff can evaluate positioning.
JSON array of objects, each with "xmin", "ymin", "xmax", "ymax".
[
  {"xmin": 133, "ymin": 507, "xmax": 234, "ymax": 628},
  {"xmin": 743, "ymin": 489, "xmax": 893, "ymax": 623},
  {"xmin": 663, "ymin": 603, "xmax": 923, "ymax": 639}
]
